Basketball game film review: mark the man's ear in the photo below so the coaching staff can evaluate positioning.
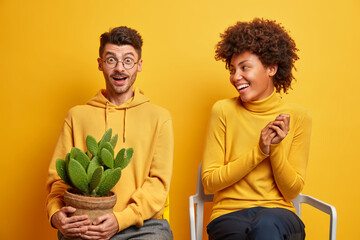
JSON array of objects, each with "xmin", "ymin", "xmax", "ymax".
[
  {"xmin": 97, "ymin": 58, "xmax": 103, "ymax": 71},
  {"xmin": 137, "ymin": 59, "xmax": 143, "ymax": 72},
  {"xmin": 268, "ymin": 64, "xmax": 278, "ymax": 77}
]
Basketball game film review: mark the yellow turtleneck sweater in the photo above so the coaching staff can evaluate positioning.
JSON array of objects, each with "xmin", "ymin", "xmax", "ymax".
[{"xmin": 202, "ymin": 90, "xmax": 312, "ymax": 222}]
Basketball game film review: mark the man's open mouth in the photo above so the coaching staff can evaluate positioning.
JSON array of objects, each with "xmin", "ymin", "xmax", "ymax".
[{"xmin": 112, "ymin": 75, "xmax": 128, "ymax": 81}]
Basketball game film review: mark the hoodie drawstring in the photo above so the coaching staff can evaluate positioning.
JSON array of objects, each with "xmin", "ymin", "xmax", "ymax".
[
  {"xmin": 123, "ymin": 108, "xmax": 127, "ymax": 143},
  {"xmin": 106, "ymin": 101, "xmax": 127, "ymax": 143},
  {"xmin": 105, "ymin": 101, "xmax": 109, "ymax": 131}
]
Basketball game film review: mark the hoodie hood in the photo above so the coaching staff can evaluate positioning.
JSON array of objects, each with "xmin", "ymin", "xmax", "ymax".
[
  {"xmin": 86, "ymin": 87, "xmax": 150, "ymax": 143},
  {"xmin": 87, "ymin": 87, "xmax": 150, "ymax": 109}
]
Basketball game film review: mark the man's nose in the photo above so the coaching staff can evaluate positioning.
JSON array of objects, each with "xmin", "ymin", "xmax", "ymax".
[{"xmin": 115, "ymin": 60, "xmax": 126, "ymax": 71}]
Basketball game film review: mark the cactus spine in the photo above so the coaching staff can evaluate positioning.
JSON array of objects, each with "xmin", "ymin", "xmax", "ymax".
[{"xmin": 56, "ymin": 128, "xmax": 133, "ymax": 197}]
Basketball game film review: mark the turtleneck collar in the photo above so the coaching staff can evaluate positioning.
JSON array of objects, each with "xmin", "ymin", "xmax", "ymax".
[{"xmin": 239, "ymin": 90, "xmax": 283, "ymax": 113}]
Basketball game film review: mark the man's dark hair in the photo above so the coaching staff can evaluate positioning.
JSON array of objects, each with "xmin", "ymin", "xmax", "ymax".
[
  {"xmin": 215, "ymin": 18, "xmax": 299, "ymax": 93},
  {"xmin": 99, "ymin": 26, "xmax": 143, "ymax": 59}
]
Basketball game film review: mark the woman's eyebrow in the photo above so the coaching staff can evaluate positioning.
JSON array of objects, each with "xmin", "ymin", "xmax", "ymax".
[{"xmin": 230, "ymin": 59, "xmax": 249, "ymax": 67}]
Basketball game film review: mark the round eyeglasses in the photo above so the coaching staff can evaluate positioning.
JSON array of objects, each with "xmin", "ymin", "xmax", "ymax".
[{"xmin": 102, "ymin": 57, "xmax": 138, "ymax": 70}]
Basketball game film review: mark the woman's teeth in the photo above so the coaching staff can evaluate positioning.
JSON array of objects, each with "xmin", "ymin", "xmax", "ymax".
[{"xmin": 237, "ymin": 84, "xmax": 249, "ymax": 90}]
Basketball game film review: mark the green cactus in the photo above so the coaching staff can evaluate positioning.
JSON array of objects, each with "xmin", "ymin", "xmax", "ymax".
[
  {"xmin": 89, "ymin": 166, "xmax": 103, "ymax": 194},
  {"xmin": 101, "ymin": 148, "xmax": 114, "ymax": 168},
  {"xmin": 87, "ymin": 156, "xmax": 101, "ymax": 182},
  {"xmin": 114, "ymin": 148, "xmax": 134, "ymax": 169},
  {"xmin": 56, "ymin": 158, "xmax": 73, "ymax": 187},
  {"xmin": 55, "ymin": 128, "xmax": 133, "ymax": 197},
  {"xmin": 86, "ymin": 135, "xmax": 98, "ymax": 156},
  {"xmin": 99, "ymin": 128, "xmax": 112, "ymax": 149},
  {"xmin": 68, "ymin": 158, "xmax": 89, "ymax": 194},
  {"xmin": 76, "ymin": 149, "xmax": 91, "ymax": 170},
  {"xmin": 109, "ymin": 134, "xmax": 118, "ymax": 148},
  {"xmin": 96, "ymin": 168, "xmax": 122, "ymax": 196},
  {"xmin": 102, "ymin": 142, "xmax": 115, "ymax": 157}
]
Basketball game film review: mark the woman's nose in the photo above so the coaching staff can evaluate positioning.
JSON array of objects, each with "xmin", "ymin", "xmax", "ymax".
[{"xmin": 233, "ymin": 72, "xmax": 243, "ymax": 82}]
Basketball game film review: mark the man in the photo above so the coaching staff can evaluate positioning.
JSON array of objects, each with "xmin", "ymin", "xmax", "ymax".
[{"xmin": 46, "ymin": 26, "xmax": 174, "ymax": 240}]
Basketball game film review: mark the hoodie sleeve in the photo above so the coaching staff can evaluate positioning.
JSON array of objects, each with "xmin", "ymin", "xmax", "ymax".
[
  {"xmin": 113, "ymin": 118, "xmax": 174, "ymax": 231},
  {"xmin": 45, "ymin": 117, "xmax": 74, "ymax": 223}
]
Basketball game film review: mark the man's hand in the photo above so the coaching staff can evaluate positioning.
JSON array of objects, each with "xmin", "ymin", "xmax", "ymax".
[
  {"xmin": 269, "ymin": 114, "xmax": 290, "ymax": 144},
  {"xmin": 80, "ymin": 213, "xmax": 119, "ymax": 240},
  {"xmin": 51, "ymin": 206, "xmax": 90, "ymax": 239}
]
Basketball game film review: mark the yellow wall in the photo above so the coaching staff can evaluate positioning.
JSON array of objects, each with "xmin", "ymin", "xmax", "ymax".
[{"xmin": 0, "ymin": 0, "xmax": 359, "ymax": 239}]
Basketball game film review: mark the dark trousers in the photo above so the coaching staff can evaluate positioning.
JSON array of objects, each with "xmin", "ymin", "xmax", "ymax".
[{"xmin": 207, "ymin": 207, "xmax": 305, "ymax": 240}]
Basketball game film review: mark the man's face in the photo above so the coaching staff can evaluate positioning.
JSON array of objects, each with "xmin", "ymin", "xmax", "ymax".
[{"xmin": 98, "ymin": 43, "xmax": 142, "ymax": 102}]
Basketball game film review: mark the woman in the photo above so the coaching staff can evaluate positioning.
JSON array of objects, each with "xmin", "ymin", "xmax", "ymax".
[{"xmin": 202, "ymin": 18, "xmax": 312, "ymax": 240}]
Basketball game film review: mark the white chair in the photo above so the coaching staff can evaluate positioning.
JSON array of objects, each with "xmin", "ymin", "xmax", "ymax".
[{"xmin": 189, "ymin": 164, "xmax": 337, "ymax": 240}]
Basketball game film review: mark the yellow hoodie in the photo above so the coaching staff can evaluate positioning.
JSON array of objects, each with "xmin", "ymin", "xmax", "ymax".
[{"xmin": 46, "ymin": 88, "xmax": 174, "ymax": 231}]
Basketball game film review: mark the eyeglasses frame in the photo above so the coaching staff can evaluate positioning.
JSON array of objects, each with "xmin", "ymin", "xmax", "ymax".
[{"xmin": 101, "ymin": 57, "xmax": 138, "ymax": 70}]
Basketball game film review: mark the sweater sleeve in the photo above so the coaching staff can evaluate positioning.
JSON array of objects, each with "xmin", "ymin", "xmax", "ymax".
[
  {"xmin": 202, "ymin": 102, "xmax": 269, "ymax": 193},
  {"xmin": 270, "ymin": 110, "xmax": 312, "ymax": 200},
  {"xmin": 114, "ymin": 119, "xmax": 174, "ymax": 231},
  {"xmin": 46, "ymin": 118, "xmax": 74, "ymax": 223}
]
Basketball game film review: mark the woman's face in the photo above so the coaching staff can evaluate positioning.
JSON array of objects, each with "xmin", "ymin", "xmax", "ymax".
[{"xmin": 229, "ymin": 51, "xmax": 277, "ymax": 102}]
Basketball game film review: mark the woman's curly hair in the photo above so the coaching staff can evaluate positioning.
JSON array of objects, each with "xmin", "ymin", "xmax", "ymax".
[{"xmin": 215, "ymin": 18, "xmax": 299, "ymax": 93}]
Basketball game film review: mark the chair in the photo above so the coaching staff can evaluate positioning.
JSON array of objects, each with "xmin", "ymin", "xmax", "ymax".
[{"xmin": 189, "ymin": 164, "xmax": 337, "ymax": 240}]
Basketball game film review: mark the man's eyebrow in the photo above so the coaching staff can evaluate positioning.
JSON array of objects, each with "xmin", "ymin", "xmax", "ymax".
[
  {"xmin": 104, "ymin": 51, "xmax": 116, "ymax": 56},
  {"xmin": 104, "ymin": 51, "xmax": 136, "ymax": 58},
  {"xmin": 123, "ymin": 52, "xmax": 136, "ymax": 57}
]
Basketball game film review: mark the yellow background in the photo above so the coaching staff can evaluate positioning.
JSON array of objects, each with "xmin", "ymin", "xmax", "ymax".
[{"xmin": 0, "ymin": 0, "xmax": 359, "ymax": 239}]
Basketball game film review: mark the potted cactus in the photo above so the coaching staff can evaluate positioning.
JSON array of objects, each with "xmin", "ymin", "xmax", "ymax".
[{"xmin": 55, "ymin": 128, "xmax": 133, "ymax": 239}]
